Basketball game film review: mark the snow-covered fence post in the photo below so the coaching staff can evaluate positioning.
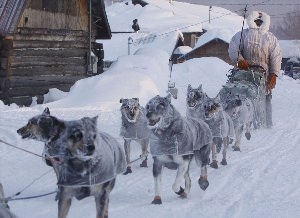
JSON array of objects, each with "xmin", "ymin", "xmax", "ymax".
[{"xmin": 128, "ymin": 37, "xmax": 133, "ymax": 55}]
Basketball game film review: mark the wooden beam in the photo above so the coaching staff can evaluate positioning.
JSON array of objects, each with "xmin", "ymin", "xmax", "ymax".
[
  {"xmin": 9, "ymin": 65, "xmax": 86, "ymax": 77},
  {"xmin": 7, "ymin": 75, "xmax": 86, "ymax": 88},
  {"xmin": 11, "ymin": 48, "xmax": 87, "ymax": 58},
  {"xmin": 13, "ymin": 40, "xmax": 88, "ymax": 49},
  {"xmin": 9, "ymin": 56, "xmax": 86, "ymax": 68}
]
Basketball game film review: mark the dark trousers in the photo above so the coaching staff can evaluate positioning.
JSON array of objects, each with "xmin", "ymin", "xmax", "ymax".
[{"xmin": 266, "ymin": 92, "xmax": 272, "ymax": 127}]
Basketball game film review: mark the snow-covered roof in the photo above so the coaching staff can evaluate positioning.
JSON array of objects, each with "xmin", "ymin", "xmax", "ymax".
[
  {"xmin": 279, "ymin": 40, "xmax": 300, "ymax": 58},
  {"xmin": 98, "ymin": 31, "xmax": 181, "ymax": 61},
  {"xmin": 173, "ymin": 46, "xmax": 193, "ymax": 55},
  {"xmin": 193, "ymin": 28, "xmax": 238, "ymax": 49},
  {"xmin": 99, "ymin": 0, "xmax": 245, "ymax": 61}
]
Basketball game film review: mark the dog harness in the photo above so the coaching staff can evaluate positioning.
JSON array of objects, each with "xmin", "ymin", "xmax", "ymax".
[{"xmin": 150, "ymin": 118, "xmax": 212, "ymax": 156}]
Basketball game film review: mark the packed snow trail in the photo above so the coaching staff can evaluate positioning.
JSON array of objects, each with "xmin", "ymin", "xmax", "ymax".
[{"xmin": 1, "ymin": 76, "xmax": 300, "ymax": 218}]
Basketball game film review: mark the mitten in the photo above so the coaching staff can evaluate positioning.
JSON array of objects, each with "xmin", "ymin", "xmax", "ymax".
[
  {"xmin": 267, "ymin": 73, "xmax": 277, "ymax": 90},
  {"xmin": 237, "ymin": 60, "xmax": 250, "ymax": 70}
]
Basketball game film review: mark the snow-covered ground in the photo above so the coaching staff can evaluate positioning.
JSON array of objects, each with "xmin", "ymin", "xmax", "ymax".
[
  {"xmin": 1, "ymin": 0, "xmax": 300, "ymax": 217},
  {"xmin": 1, "ymin": 52, "xmax": 300, "ymax": 218}
]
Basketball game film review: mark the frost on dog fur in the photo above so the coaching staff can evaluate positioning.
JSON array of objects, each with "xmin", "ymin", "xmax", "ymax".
[
  {"xmin": 120, "ymin": 98, "xmax": 150, "ymax": 173},
  {"xmin": 145, "ymin": 94, "xmax": 212, "ymax": 204},
  {"xmin": 58, "ymin": 116, "xmax": 126, "ymax": 186}
]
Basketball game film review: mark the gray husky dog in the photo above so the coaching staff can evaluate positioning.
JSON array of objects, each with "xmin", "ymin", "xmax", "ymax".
[
  {"xmin": 202, "ymin": 96, "xmax": 235, "ymax": 169},
  {"xmin": 187, "ymin": 85, "xmax": 235, "ymax": 169},
  {"xmin": 17, "ymin": 108, "xmax": 126, "ymax": 218},
  {"xmin": 223, "ymin": 94, "xmax": 254, "ymax": 151},
  {"xmin": 145, "ymin": 94, "xmax": 212, "ymax": 204},
  {"xmin": 186, "ymin": 84, "xmax": 208, "ymax": 119},
  {"xmin": 120, "ymin": 98, "xmax": 150, "ymax": 174}
]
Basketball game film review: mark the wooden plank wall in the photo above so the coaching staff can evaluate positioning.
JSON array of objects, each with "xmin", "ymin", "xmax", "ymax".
[{"xmin": 0, "ymin": 28, "xmax": 89, "ymax": 106}]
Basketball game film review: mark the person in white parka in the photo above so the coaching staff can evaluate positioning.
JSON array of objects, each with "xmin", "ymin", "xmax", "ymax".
[{"xmin": 228, "ymin": 10, "xmax": 282, "ymax": 128}]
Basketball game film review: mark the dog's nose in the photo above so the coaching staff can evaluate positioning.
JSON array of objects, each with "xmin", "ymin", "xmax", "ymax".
[
  {"xmin": 86, "ymin": 145, "xmax": 95, "ymax": 152},
  {"xmin": 146, "ymin": 112, "xmax": 152, "ymax": 118},
  {"xmin": 17, "ymin": 127, "xmax": 23, "ymax": 134}
]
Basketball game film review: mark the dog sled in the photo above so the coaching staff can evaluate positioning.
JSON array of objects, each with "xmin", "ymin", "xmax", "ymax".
[{"xmin": 219, "ymin": 65, "xmax": 267, "ymax": 128}]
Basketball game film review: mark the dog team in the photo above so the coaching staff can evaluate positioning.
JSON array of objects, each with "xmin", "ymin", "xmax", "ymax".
[{"xmin": 14, "ymin": 80, "xmax": 258, "ymax": 218}]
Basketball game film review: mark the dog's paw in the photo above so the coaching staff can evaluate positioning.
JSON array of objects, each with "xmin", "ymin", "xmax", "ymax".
[
  {"xmin": 140, "ymin": 160, "xmax": 148, "ymax": 168},
  {"xmin": 198, "ymin": 177, "xmax": 209, "ymax": 191},
  {"xmin": 232, "ymin": 145, "xmax": 241, "ymax": 151},
  {"xmin": 123, "ymin": 166, "xmax": 132, "ymax": 175},
  {"xmin": 221, "ymin": 159, "xmax": 227, "ymax": 165},
  {"xmin": 152, "ymin": 196, "xmax": 162, "ymax": 205},
  {"xmin": 210, "ymin": 160, "xmax": 218, "ymax": 169},
  {"xmin": 245, "ymin": 132, "xmax": 251, "ymax": 140}
]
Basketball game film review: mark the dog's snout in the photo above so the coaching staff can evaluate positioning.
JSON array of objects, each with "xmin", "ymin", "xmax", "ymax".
[
  {"xmin": 17, "ymin": 127, "xmax": 23, "ymax": 134},
  {"xmin": 146, "ymin": 112, "xmax": 152, "ymax": 118},
  {"xmin": 87, "ymin": 145, "xmax": 95, "ymax": 152}
]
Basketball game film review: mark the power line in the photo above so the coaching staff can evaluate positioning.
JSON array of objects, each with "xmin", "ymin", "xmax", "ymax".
[{"xmin": 208, "ymin": 3, "xmax": 300, "ymax": 6}]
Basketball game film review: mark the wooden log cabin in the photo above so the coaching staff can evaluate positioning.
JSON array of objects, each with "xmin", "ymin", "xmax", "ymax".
[{"xmin": 0, "ymin": 0, "xmax": 111, "ymax": 106}]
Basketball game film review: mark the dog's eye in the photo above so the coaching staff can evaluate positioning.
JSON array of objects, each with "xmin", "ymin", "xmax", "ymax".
[
  {"xmin": 92, "ymin": 134, "xmax": 97, "ymax": 140},
  {"xmin": 70, "ymin": 130, "xmax": 83, "ymax": 141},
  {"xmin": 156, "ymin": 103, "xmax": 164, "ymax": 110}
]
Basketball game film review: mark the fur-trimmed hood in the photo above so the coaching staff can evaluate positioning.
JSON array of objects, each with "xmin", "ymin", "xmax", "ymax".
[{"xmin": 247, "ymin": 11, "xmax": 270, "ymax": 32}]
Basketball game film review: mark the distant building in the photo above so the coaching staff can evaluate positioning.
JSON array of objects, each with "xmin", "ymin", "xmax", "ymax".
[
  {"xmin": 0, "ymin": 0, "xmax": 111, "ymax": 106},
  {"xmin": 177, "ymin": 28, "xmax": 233, "ymax": 64},
  {"xmin": 279, "ymin": 40, "xmax": 300, "ymax": 69}
]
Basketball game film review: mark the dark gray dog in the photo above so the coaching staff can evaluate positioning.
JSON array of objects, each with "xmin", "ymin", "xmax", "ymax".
[
  {"xmin": 17, "ymin": 108, "xmax": 126, "ymax": 218},
  {"xmin": 120, "ymin": 98, "xmax": 150, "ymax": 174},
  {"xmin": 202, "ymin": 96, "xmax": 235, "ymax": 169},
  {"xmin": 186, "ymin": 84, "xmax": 208, "ymax": 119},
  {"xmin": 145, "ymin": 94, "xmax": 212, "ymax": 204},
  {"xmin": 223, "ymin": 94, "xmax": 254, "ymax": 151}
]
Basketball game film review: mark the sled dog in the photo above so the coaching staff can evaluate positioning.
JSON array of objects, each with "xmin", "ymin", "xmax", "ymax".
[
  {"xmin": 17, "ymin": 108, "xmax": 126, "ymax": 218},
  {"xmin": 202, "ymin": 96, "xmax": 235, "ymax": 168},
  {"xmin": 145, "ymin": 94, "xmax": 212, "ymax": 204},
  {"xmin": 186, "ymin": 84, "xmax": 208, "ymax": 119},
  {"xmin": 120, "ymin": 98, "xmax": 150, "ymax": 174},
  {"xmin": 223, "ymin": 94, "xmax": 254, "ymax": 151}
]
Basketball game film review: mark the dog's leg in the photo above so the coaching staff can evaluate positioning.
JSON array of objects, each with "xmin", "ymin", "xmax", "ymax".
[
  {"xmin": 221, "ymin": 137, "xmax": 229, "ymax": 165},
  {"xmin": 194, "ymin": 145, "xmax": 210, "ymax": 191},
  {"xmin": 173, "ymin": 158, "xmax": 189, "ymax": 198},
  {"xmin": 140, "ymin": 138, "xmax": 148, "ymax": 168},
  {"xmin": 210, "ymin": 142, "xmax": 218, "ymax": 169},
  {"xmin": 245, "ymin": 122, "xmax": 251, "ymax": 140},
  {"xmin": 183, "ymin": 164, "xmax": 191, "ymax": 196},
  {"xmin": 123, "ymin": 139, "xmax": 132, "ymax": 175},
  {"xmin": 95, "ymin": 179, "xmax": 115, "ymax": 218},
  {"xmin": 152, "ymin": 157, "xmax": 163, "ymax": 204},
  {"xmin": 232, "ymin": 125, "xmax": 242, "ymax": 151},
  {"xmin": 58, "ymin": 187, "xmax": 72, "ymax": 218}
]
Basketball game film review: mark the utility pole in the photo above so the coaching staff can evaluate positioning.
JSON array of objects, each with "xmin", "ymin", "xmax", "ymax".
[
  {"xmin": 209, "ymin": 6, "xmax": 212, "ymax": 24},
  {"xmin": 87, "ymin": 0, "xmax": 93, "ymax": 75}
]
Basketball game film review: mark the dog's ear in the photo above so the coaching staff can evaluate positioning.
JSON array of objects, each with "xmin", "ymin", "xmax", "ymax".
[
  {"xmin": 92, "ymin": 116, "xmax": 98, "ymax": 125},
  {"xmin": 198, "ymin": 84, "xmax": 202, "ymax": 92},
  {"xmin": 166, "ymin": 93, "xmax": 172, "ymax": 103},
  {"xmin": 214, "ymin": 94, "xmax": 221, "ymax": 103},
  {"xmin": 133, "ymin": 97, "xmax": 139, "ymax": 103},
  {"xmin": 187, "ymin": 84, "xmax": 192, "ymax": 91},
  {"xmin": 42, "ymin": 107, "xmax": 50, "ymax": 115},
  {"xmin": 120, "ymin": 98, "xmax": 123, "ymax": 103}
]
